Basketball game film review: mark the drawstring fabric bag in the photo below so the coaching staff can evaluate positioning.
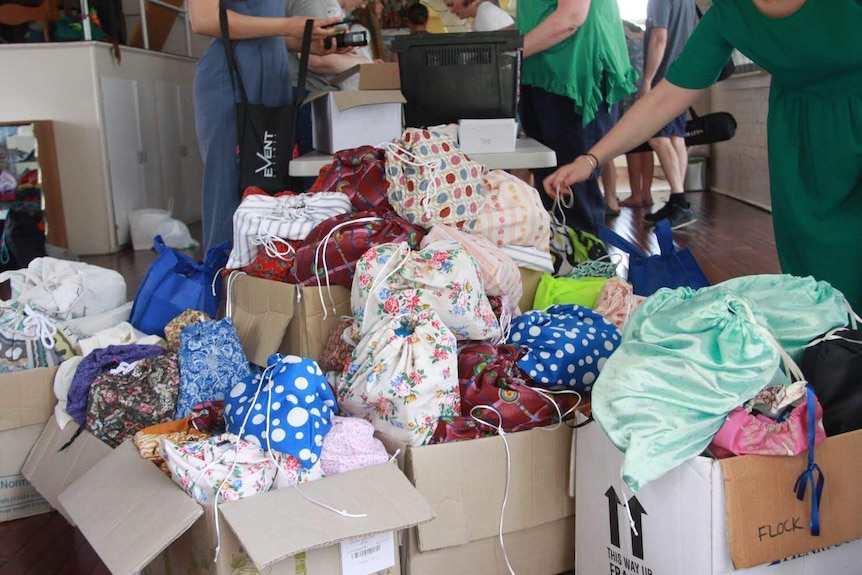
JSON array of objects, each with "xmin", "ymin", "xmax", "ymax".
[
  {"xmin": 473, "ymin": 169, "xmax": 551, "ymax": 250},
  {"xmin": 507, "ymin": 304, "xmax": 621, "ymax": 393},
  {"xmin": 318, "ymin": 318, "xmax": 355, "ymax": 373},
  {"xmin": 350, "ymin": 240, "xmax": 501, "ymax": 342},
  {"xmin": 319, "ymin": 415, "xmax": 389, "ymax": 476},
  {"xmin": 592, "ymin": 277, "xmax": 647, "ymax": 330},
  {"xmin": 175, "ymin": 317, "xmax": 252, "ymax": 418},
  {"xmin": 337, "ymin": 309, "xmax": 459, "ymax": 446},
  {"xmin": 163, "ymin": 309, "xmax": 211, "ymax": 354},
  {"xmin": 0, "ymin": 301, "xmax": 80, "ymax": 373},
  {"xmin": 86, "ymin": 353, "xmax": 181, "ymax": 448},
  {"xmin": 801, "ymin": 328, "xmax": 862, "ymax": 436},
  {"xmin": 593, "ymin": 288, "xmax": 787, "ymax": 491},
  {"xmin": 161, "ymin": 432, "xmax": 277, "ymax": 503},
  {"xmin": 308, "ymin": 145, "xmax": 393, "ymax": 211},
  {"xmin": 224, "ymin": 354, "xmax": 336, "ymax": 468},
  {"xmin": 708, "ymin": 387, "xmax": 827, "ymax": 459},
  {"xmin": 226, "ymin": 191, "xmax": 352, "ymax": 269},
  {"xmin": 134, "ymin": 414, "xmax": 210, "ymax": 475},
  {"xmin": 292, "ymin": 208, "xmax": 425, "ymax": 290},
  {"xmin": 240, "ymin": 237, "xmax": 303, "ymax": 283},
  {"xmin": 384, "ymin": 128, "xmax": 485, "ymax": 230},
  {"xmin": 715, "ymin": 274, "xmax": 853, "ymax": 362},
  {"xmin": 532, "ymin": 273, "xmax": 609, "ymax": 310},
  {"xmin": 421, "ymin": 224, "xmax": 522, "ymax": 312}
]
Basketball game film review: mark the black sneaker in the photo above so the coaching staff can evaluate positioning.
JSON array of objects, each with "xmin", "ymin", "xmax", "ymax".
[{"xmin": 644, "ymin": 202, "xmax": 674, "ymax": 223}]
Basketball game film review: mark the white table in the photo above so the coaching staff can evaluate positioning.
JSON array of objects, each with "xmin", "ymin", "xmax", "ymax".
[{"xmin": 289, "ymin": 137, "xmax": 557, "ymax": 177}]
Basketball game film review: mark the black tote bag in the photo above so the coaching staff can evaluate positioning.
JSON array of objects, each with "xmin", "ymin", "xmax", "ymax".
[
  {"xmin": 684, "ymin": 107, "xmax": 737, "ymax": 146},
  {"xmin": 219, "ymin": 7, "xmax": 314, "ymax": 194}
]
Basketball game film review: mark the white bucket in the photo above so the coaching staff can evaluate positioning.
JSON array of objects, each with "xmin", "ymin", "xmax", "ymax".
[{"xmin": 129, "ymin": 208, "xmax": 172, "ymax": 250}]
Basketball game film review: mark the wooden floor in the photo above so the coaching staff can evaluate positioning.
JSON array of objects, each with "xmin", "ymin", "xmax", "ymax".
[{"xmin": 0, "ymin": 184, "xmax": 780, "ymax": 574}]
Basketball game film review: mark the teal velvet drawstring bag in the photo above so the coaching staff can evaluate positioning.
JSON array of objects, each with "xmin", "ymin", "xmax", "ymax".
[{"xmin": 597, "ymin": 274, "xmax": 854, "ymax": 492}]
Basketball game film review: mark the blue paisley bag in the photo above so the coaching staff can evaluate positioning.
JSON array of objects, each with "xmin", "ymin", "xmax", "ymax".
[{"xmin": 176, "ymin": 317, "xmax": 252, "ymax": 418}]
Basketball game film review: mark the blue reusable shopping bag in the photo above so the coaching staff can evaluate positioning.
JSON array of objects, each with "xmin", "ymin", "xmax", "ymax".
[
  {"xmin": 599, "ymin": 218, "xmax": 710, "ymax": 296},
  {"xmin": 129, "ymin": 235, "xmax": 231, "ymax": 337}
]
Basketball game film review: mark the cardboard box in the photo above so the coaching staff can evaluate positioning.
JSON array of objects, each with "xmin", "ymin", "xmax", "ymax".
[
  {"xmin": 0, "ymin": 367, "xmax": 58, "ymax": 522},
  {"xmin": 458, "ymin": 119, "xmax": 518, "ymax": 154},
  {"xmin": 310, "ymin": 90, "xmax": 405, "ymax": 154},
  {"xmin": 50, "ymin": 441, "xmax": 432, "ymax": 575},
  {"xmin": 518, "ymin": 266, "xmax": 544, "ymax": 312},
  {"xmin": 379, "ymin": 424, "xmax": 575, "ymax": 575},
  {"xmin": 21, "ymin": 415, "xmax": 113, "ymax": 524},
  {"xmin": 576, "ymin": 422, "xmax": 862, "ymax": 575},
  {"xmin": 331, "ymin": 62, "xmax": 401, "ymax": 90},
  {"xmin": 227, "ymin": 273, "xmax": 351, "ymax": 367}
]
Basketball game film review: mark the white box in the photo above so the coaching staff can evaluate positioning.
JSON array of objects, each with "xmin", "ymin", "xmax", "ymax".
[
  {"xmin": 310, "ymin": 90, "xmax": 405, "ymax": 154},
  {"xmin": 576, "ymin": 422, "xmax": 862, "ymax": 575},
  {"xmin": 458, "ymin": 118, "xmax": 517, "ymax": 154}
]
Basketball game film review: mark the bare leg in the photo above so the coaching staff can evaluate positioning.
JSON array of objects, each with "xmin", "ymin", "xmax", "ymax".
[
  {"xmin": 639, "ymin": 151, "xmax": 655, "ymax": 205},
  {"xmin": 620, "ymin": 151, "xmax": 655, "ymax": 207},
  {"xmin": 671, "ymin": 135, "xmax": 688, "ymax": 190},
  {"xmin": 648, "ymin": 136, "xmax": 685, "ymax": 196}
]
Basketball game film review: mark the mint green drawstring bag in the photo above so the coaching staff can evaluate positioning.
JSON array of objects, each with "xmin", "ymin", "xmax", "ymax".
[
  {"xmin": 595, "ymin": 288, "xmax": 784, "ymax": 492},
  {"xmin": 599, "ymin": 274, "xmax": 854, "ymax": 492},
  {"xmin": 716, "ymin": 274, "xmax": 851, "ymax": 362}
]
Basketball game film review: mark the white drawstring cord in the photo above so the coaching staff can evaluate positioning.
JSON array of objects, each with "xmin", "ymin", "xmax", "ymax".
[
  {"xmin": 224, "ymin": 270, "xmax": 247, "ymax": 319},
  {"xmin": 22, "ymin": 304, "xmax": 57, "ymax": 349},
  {"xmin": 313, "ymin": 217, "xmax": 381, "ymax": 319},
  {"xmin": 551, "ymin": 184, "xmax": 575, "ymax": 230},
  {"xmin": 527, "ymin": 387, "xmax": 583, "ymax": 431},
  {"xmin": 253, "ymin": 216, "xmax": 297, "ymax": 261},
  {"xmin": 619, "ymin": 467, "xmax": 639, "ymax": 537},
  {"xmin": 210, "ymin": 266, "xmax": 226, "ymax": 299}
]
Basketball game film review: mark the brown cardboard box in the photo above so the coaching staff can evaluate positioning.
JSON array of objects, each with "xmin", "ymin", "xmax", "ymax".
[
  {"xmin": 227, "ymin": 273, "xmax": 351, "ymax": 367},
  {"xmin": 53, "ymin": 441, "xmax": 433, "ymax": 575},
  {"xmin": 0, "ymin": 367, "xmax": 58, "ymax": 522},
  {"xmin": 379, "ymin": 425, "xmax": 575, "ymax": 575}
]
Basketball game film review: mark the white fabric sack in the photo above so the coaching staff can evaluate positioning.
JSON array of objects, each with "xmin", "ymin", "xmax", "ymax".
[
  {"xmin": 78, "ymin": 320, "xmax": 165, "ymax": 357},
  {"xmin": 227, "ymin": 192, "xmax": 353, "ymax": 269},
  {"xmin": 0, "ymin": 258, "xmax": 126, "ymax": 321},
  {"xmin": 66, "ymin": 301, "xmax": 133, "ymax": 338}
]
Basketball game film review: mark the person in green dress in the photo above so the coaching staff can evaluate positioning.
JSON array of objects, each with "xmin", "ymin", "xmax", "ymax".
[{"xmin": 543, "ymin": 0, "xmax": 862, "ymax": 311}]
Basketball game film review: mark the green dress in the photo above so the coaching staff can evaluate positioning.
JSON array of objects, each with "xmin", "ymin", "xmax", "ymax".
[{"xmin": 666, "ymin": 0, "xmax": 862, "ymax": 311}]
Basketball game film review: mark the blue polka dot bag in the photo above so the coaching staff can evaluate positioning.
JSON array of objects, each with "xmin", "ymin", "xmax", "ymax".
[
  {"xmin": 224, "ymin": 354, "xmax": 336, "ymax": 468},
  {"xmin": 508, "ymin": 304, "xmax": 621, "ymax": 393}
]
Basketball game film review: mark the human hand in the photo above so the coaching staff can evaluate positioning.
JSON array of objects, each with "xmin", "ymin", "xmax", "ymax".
[{"xmin": 543, "ymin": 156, "xmax": 595, "ymax": 198}]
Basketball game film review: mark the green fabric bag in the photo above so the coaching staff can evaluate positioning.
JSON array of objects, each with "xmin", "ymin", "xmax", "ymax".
[{"xmin": 533, "ymin": 273, "xmax": 608, "ymax": 310}]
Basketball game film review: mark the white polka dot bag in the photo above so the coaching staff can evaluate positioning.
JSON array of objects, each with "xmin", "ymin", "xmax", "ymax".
[
  {"xmin": 507, "ymin": 304, "xmax": 622, "ymax": 394},
  {"xmin": 224, "ymin": 354, "xmax": 336, "ymax": 468},
  {"xmin": 336, "ymin": 310, "xmax": 460, "ymax": 447}
]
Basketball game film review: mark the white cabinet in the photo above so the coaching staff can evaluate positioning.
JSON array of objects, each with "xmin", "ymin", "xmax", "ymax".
[{"xmin": 0, "ymin": 43, "xmax": 201, "ymax": 255}]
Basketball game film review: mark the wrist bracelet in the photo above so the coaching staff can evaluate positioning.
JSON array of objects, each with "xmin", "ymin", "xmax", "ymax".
[{"xmin": 582, "ymin": 153, "xmax": 600, "ymax": 170}]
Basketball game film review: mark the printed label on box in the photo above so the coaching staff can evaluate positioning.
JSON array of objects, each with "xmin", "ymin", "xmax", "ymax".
[{"xmin": 340, "ymin": 531, "xmax": 394, "ymax": 575}]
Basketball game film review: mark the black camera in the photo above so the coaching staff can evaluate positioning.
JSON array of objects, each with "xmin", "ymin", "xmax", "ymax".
[{"xmin": 324, "ymin": 30, "xmax": 368, "ymax": 50}]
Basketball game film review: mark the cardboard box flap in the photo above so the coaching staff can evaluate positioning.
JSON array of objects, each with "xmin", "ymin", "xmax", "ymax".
[
  {"xmin": 220, "ymin": 462, "xmax": 434, "ymax": 571},
  {"xmin": 57, "ymin": 441, "xmax": 203, "ymax": 575},
  {"xmin": 21, "ymin": 415, "xmax": 112, "ymax": 524},
  {"xmin": 0, "ymin": 367, "xmax": 57, "ymax": 431},
  {"xmin": 331, "ymin": 62, "xmax": 401, "ymax": 90},
  {"xmin": 720, "ymin": 429, "xmax": 862, "ymax": 569},
  {"xmin": 408, "ymin": 425, "xmax": 574, "ymax": 552},
  {"xmin": 228, "ymin": 274, "xmax": 296, "ymax": 367},
  {"xmin": 307, "ymin": 89, "xmax": 406, "ymax": 111}
]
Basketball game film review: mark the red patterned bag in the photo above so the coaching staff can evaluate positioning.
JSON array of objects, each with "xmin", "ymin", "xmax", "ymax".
[
  {"xmin": 458, "ymin": 343, "xmax": 576, "ymax": 434},
  {"xmin": 240, "ymin": 238, "xmax": 304, "ymax": 282},
  {"xmin": 308, "ymin": 145, "xmax": 392, "ymax": 211},
  {"xmin": 292, "ymin": 208, "xmax": 425, "ymax": 289}
]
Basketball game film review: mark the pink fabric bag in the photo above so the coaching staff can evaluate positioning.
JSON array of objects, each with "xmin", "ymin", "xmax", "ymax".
[
  {"xmin": 708, "ymin": 394, "xmax": 827, "ymax": 459},
  {"xmin": 320, "ymin": 415, "xmax": 390, "ymax": 475},
  {"xmin": 473, "ymin": 170, "xmax": 551, "ymax": 251}
]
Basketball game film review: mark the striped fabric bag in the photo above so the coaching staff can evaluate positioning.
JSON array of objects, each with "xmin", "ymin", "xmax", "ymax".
[{"xmin": 226, "ymin": 191, "xmax": 352, "ymax": 269}]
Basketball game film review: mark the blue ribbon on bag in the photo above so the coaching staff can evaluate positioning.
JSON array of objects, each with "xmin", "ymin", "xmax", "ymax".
[{"xmin": 793, "ymin": 384, "xmax": 824, "ymax": 536}]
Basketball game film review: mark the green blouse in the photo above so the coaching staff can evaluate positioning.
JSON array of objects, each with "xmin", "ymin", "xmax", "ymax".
[{"xmin": 517, "ymin": 0, "xmax": 637, "ymax": 125}]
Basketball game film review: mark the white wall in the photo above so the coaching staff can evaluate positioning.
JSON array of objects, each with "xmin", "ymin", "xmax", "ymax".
[{"xmin": 708, "ymin": 72, "xmax": 771, "ymax": 210}]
